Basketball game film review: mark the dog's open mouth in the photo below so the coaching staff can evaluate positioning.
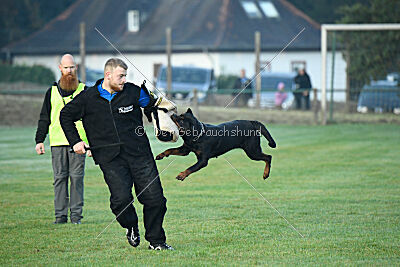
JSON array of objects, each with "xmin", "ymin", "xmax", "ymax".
[
  {"xmin": 170, "ymin": 115, "xmax": 186, "ymax": 136},
  {"xmin": 170, "ymin": 114, "xmax": 181, "ymax": 128}
]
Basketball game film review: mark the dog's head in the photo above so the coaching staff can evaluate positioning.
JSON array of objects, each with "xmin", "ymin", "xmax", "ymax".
[{"xmin": 171, "ymin": 108, "xmax": 203, "ymax": 141}]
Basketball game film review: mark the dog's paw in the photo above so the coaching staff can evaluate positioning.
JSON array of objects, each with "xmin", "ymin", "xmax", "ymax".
[
  {"xmin": 269, "ymin": 141, "xmax": 276, "ymax": 148},
  {"xmin": 155, "ymin": 153, "xmax": 165, "ymax": 160},
  {"xmin": 176, "ymin": 172, "xmax": 186, "ymax": 181}
]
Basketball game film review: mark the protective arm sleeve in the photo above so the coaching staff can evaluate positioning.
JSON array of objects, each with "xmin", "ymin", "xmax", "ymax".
[{"xmin": 141, "ymin": 82, "xmax": 160, "ymax": 122}]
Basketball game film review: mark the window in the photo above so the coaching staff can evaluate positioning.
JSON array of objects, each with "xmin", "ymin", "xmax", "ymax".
[
  {"xmin": 259, "ymin": 1, "xmax": 279, "ymax": 18},
  {"xmin": 240, "ymin": 1, "xmax": 262, "ymax": 19},
  {"xmin": 260, "ymin": 61, "xmax": 272, "ymax": 72},
  {"xmin": 291, "ymin": 61, "xmax": 306, "ymax": 72},
  {"xmin": 127, "ymin": 10, "xmax": 139, "ymax": 32}
]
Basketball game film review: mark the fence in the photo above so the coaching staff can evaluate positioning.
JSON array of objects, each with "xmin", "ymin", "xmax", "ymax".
[{"xmin": 1, "ymin": 84, "xmax": 399, "ymax": 125}]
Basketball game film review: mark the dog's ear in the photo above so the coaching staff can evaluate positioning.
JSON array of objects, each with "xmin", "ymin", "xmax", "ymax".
[{"xmin": 186, "ymin": 108, "xmax": 193, "ymax": 114}]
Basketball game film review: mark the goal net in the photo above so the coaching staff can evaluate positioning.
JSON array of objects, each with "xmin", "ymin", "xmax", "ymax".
[{"xmin": 320, "ymin": 24, "xmax": 400, "ymax": 124}]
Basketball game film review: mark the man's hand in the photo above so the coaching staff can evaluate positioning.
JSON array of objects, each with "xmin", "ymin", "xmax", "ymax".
[
  {"xmin": 35, "ymin": 143, "xmax": 45, "ymax": 155},
  {"xmin": 86, "ymin": 150, "xmax": 92, "ymax": 157},
  {"xmin": 73, "ymin": 141, "xmax": 88, "ymax": 154}
]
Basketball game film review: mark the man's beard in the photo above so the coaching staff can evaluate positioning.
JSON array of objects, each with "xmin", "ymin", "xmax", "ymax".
[
  {"xmin": 59, "ymin": 71, "xmax": 79, "ymax": 92},
  {"xmin": 110, "ymin": 81, "xmax": 124, "ymax": 92}
]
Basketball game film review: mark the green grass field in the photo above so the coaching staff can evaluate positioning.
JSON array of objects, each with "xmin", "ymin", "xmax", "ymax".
[{"xmin": 1, "ymin": 124, "xmax": 399, "ymax": 265}]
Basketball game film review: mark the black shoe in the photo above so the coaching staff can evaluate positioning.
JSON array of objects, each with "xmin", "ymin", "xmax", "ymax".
[
  {"xmin": 53, "ymin": 217, "xmax": 67, "ymax": 224},
  {"xmin": 126, "ymin": 227, "xmax": 140, "ymax": 247},
  {"xmin": 71, "ymin": 216, "xmax": 82, "ymax": 224},
  {"xmin": 148, "ymin": 243, "xmax": 174, "ymax": 251}
]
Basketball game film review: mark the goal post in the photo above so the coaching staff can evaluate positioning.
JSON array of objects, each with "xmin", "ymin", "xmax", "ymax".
[{"xmin": 320, "ymin": 23, "xmax": 400, "ymax": 125}]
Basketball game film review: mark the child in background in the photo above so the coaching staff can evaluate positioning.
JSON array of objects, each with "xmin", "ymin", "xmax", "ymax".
[{"xmin": 275, "ymin": 82, "xmax": 287, "ymax": 109}]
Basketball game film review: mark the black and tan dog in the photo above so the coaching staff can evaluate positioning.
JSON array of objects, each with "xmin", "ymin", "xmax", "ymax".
[{"xmin": 156, "ymin": 108, "xmax": 276, "ymax": 181}]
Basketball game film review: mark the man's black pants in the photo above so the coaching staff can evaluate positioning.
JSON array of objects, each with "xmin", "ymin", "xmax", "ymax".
[
  {"xmin": 294, "ymin": 92, "xmax": 302, "ymax": 110},
  {"xmin": 99, "ymin": 149, "xmax": 167, "ymax": 244},
  {"xmin": 294, "ymin": 92, "xmax": 310, "ymax": 110}
]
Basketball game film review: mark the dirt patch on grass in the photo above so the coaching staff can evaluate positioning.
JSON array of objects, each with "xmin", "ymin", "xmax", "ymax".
[
  {"xmin": 0, "ymin": 95, "xmax": 43, "ymax": 126},
  {"xmin": 187, "ymin": 105, "xmax": 400, "ymax": 125},
  {"xmin": 1, "ymin": 94, "xmax": 399, "ymax": 126}
]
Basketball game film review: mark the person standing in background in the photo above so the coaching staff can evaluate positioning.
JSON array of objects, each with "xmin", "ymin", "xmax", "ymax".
[
  {"xmin": 233, "ymin": 69, "xmax": 252, "ymax": 107},
  {"xmin": 35, "ymin": 54, "xmax": 88, "ymax": 224},
  {"xmin": 294, "ymin": 68, "xmax": 312, "ymax": 110}
]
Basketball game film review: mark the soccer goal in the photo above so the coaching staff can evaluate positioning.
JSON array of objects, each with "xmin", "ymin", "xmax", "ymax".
[{"xmin": 320, "ymin": 23, "xmax": 400, "ymax": 124}]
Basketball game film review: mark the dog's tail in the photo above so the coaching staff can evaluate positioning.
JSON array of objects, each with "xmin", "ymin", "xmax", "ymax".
[{"xmin": 251, "ymin": 121, "xmax": 276, "ymax": 148}]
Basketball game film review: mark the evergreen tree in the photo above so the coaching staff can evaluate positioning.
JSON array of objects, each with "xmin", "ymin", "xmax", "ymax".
[
  {"xmin": 0, "ymin": 0, "xmax": 74, "ymax": 48},
  {"xmin": 337, "ymin": 0, "xmax": 400, "ymax": 88}
]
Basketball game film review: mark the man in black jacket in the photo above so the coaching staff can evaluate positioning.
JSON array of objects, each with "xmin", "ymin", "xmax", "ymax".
[
  {"xmin": 233, "ymin": 69, "xmax": 252, "ymax": 107},
  {"xmin": 60, "ymin": 58, "xmax": 173, "ymax": 250},
  {"xmin": 294, "ymin": 68, "xmax": 312, "ymax": 110}
]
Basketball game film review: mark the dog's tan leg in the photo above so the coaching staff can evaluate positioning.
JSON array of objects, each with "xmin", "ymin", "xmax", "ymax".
[
  {"xmin": 156, "ymin": 145, "xmax": 190, "ymax": 160},
  {"xmin": 263, "ymin": 155, "xmax": 272, "ymax": 179},
  {"xmin": 263, "ymin": 162, "xmax": 270, "ymax": 179},
  {"xmin": 176, "ymin": 157, "xmax": 209, "ymax": 181},
  {"xmin": 176, "ymin": 170, "xmax": 191, "ymax": 181}
]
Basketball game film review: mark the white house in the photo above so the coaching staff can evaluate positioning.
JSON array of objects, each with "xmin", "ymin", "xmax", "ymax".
[{"xmin": 4, "ymin": 0, "xmax": 347, "ymax": 100}]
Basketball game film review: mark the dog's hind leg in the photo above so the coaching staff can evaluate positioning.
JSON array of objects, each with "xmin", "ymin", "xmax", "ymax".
[
  {"xmin": 262, "ymin": 154, "xmax": 272, "ymax": 179},
  {"xmin": 243, "ymin": 146, "xmax": 272, "ymax": 180},
  {"xmin": 156, "ymin": 145, "xmax": 191, "ymax": 160}
]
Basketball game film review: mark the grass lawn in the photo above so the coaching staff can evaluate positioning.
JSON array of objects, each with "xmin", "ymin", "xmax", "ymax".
[{"xmin": 0, "ymin": 124, "xmax": 399, "ymax": 265}]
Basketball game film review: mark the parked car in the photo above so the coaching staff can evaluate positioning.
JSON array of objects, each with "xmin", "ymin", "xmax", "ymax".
[
  {"xmin": 156, "ymin": 65, "xmax": 216, "ymax": 102},
  {"xmin": 357, "ymin": 73, "xmax": 400, "ymax": 113},
  {"xmin": 84, "ymin": 68, "xmax": 103, "ymax": 87},
  {"xmin": 248, "ymin": 72, "xmax": 296, "ymax": 109}
]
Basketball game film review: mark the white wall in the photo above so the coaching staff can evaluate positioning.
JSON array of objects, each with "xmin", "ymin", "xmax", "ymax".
[
  {"xmin": 214, "ymin": 51, "xmax": 347, "ymax": 101},
  {"xmin": 13, "ymin": 49, "xmax": 348, "ymax": 101}
]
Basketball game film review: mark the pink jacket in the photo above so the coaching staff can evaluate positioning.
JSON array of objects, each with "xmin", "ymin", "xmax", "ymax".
[{"xmin": 275, "ymin": 92, "xmax": 287, "ymax": 107}]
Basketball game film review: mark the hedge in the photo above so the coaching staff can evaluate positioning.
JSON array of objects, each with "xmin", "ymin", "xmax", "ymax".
[
  {"xmin": 0, "ymin": 64, "xmax": 55, "ymax": 85},
  {"xmin": 216, "ymin": 74, "xmax": 238, "ymax": 90}
]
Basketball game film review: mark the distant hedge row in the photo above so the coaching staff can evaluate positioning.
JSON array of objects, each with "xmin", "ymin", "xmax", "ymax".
[
  {"xmin": 0, "ymin": 64, "xmax": 55, "ymax": 85},
  {"xmin": 217, "ymin": 74, "xmax": 238, "ymax": 90}
]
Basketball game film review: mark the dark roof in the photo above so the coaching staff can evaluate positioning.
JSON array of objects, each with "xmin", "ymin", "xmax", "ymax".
[{"xmin": 5, "ymin": 0, "xmax": 321, "ymax": 55}]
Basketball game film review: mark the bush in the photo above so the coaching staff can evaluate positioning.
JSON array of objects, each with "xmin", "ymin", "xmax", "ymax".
[
  {"xmin": 216, "ymin": 74, "xmax": 238, "ymax": 89},
  {"xmin": 0, "ymin": 64, "xmax": 55, "ymax": 85}
]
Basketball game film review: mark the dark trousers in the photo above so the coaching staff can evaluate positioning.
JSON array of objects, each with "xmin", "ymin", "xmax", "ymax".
[
  {"xmin": 304, "ymin": 94, "xmax": 310, "ymax": 110},
  {"xmin": 233, "ymin": 93, "xmax": 251, "ymax": 107},
  {"xmin": 294, "ymin": 92, "xmax": 302, "ymax": 110},
  {"xmin": 99, "ymin": 149, "xmax": 167, "ymax": 244},
  {"xmin": 294, "ymin": 92, "xmax": 310, "ymax": 110}
]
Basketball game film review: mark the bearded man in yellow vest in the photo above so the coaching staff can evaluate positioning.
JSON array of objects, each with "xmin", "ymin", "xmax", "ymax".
[{"xmin": 35, "ymin": 54, "xmax": 88, "ymax": 224}]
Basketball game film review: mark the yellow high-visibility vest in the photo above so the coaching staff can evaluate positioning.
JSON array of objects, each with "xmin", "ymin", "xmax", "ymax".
[{"xmin": 49, "ymin": 83, "xmax": 87, "ymax": 146}]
